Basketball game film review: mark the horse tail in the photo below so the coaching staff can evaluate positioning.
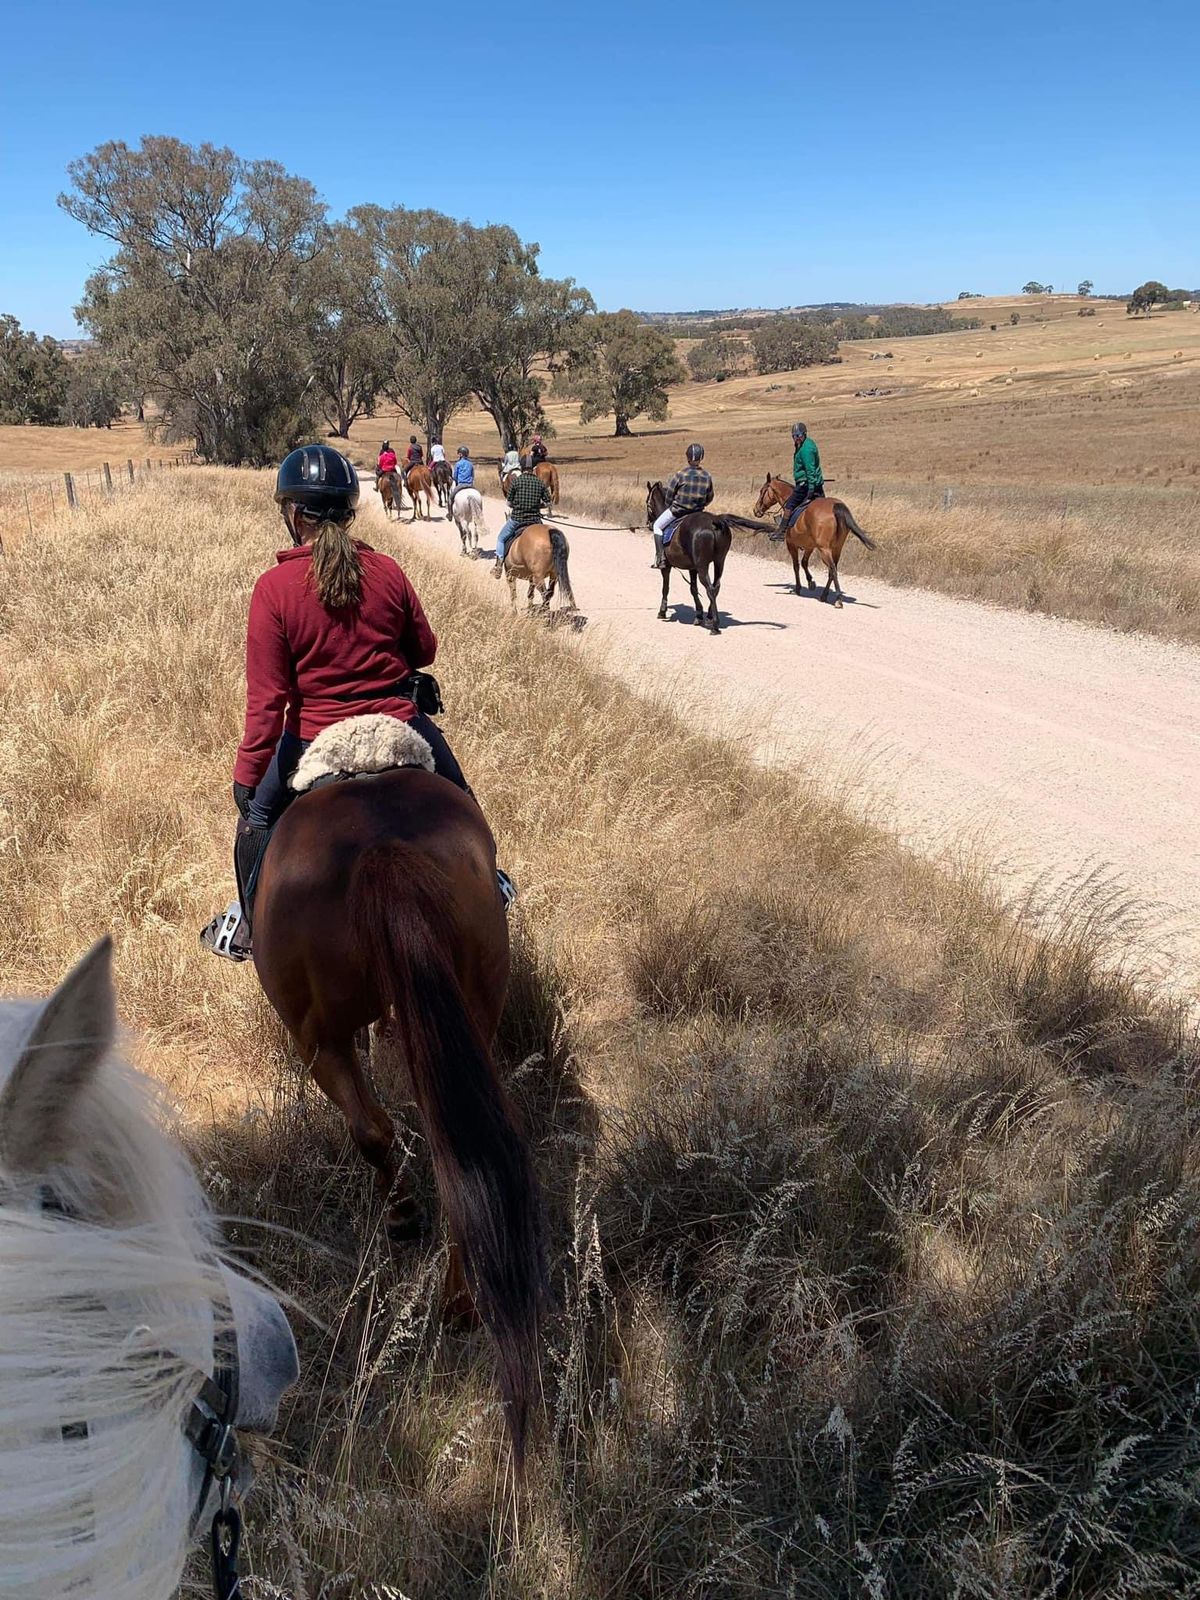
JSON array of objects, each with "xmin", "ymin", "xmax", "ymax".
[
  {"xmin": 834, "ymin": 501, "xmax": 877, "ymax": 550},
  {"xmin": 353, "ymin": 845, "xmax": 545, "ymax": 1470},
  {"xmin": 720, "ymin": 514, "xmax": 778, "ymax": 534},
  {"xmin": 548, "ymin": 528, "xmax": 576, "ymax": 609}
]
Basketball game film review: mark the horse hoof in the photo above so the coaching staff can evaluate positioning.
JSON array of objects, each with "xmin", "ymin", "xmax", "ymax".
[
  {"xmin": 657, "ymin": 611, "xmax": 667, "ymax": 621},
  {"xmin": 834, "ymin": 599, "xmax": 843, "ymax": 609}
]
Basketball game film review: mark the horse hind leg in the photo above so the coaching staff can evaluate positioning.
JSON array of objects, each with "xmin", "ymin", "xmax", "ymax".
[
  {"xmin": 689, "ymin": 568, "xmax": 706, "ymax": 626},
  {"xmin": 308, "ymin": 1039, "xmax": 418, "ymax": 1240}
]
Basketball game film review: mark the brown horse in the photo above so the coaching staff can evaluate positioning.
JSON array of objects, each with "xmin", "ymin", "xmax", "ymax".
[
  {"xmin": 376, "ymin": 471, "xmax": 403, "ymax": 519},
  {"xmin": 253, "ymin": 770, "xmax": 545, "ymax": 1466},
  {"xmin": 502, "ymin": 523, "xmax": 577, "ymax": 614},
  {"xmin": 752, "ymin": 476, "xmax": 877, "ymax": 606},
  {"xmin": 406, "ymin": 464, "xmax": 434, "ymax": 521},
  {"xmin": 644, "ymin": 482, "xmax": 774, "ymax": 635},
  {"xmin": 431, "ymin": 459, "xmax": 453, "ymax": 508},
  {"xmin": 533, "ymin": 462, "xmax": 559, "ymax": 504}
]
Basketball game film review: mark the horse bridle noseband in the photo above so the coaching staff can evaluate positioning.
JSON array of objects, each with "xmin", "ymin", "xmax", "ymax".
[{"xmin": 38, "ymin": 1186, "xmax": 247, "ymax": 1600}]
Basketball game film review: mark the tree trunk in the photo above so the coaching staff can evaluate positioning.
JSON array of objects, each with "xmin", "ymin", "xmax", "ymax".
[{"xmin": 614, "ymin": 414, "xmax": 632, "ymax": 437}]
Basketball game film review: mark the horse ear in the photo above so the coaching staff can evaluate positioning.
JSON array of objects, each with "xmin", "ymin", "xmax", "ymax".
[
  {"xmin": 0, "ymin": 938, "xmax": 115, "ymax": 1173},
  {"xmin": 646, "ymin": 481, "xmax": 652, "ymax": 491}
]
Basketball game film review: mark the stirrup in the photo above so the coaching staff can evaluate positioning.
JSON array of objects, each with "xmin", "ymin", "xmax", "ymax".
[
  {"xmin": 496, "ymin": 869, "xmax": 517, "ymax": 911},
  {"xmin": 199, "ymin": 902, "xmax": 252, "ymax": 962}
]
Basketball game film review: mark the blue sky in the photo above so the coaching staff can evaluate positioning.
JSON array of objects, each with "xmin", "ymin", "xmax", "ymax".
[{"xmin": 4, "ymin": 0, "xmax": 1197, "ymax": 337}]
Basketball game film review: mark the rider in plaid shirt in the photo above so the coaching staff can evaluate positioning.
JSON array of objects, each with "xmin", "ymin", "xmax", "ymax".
[
  {"xmin": 653, "ymin": 443, "xmax": 714, "ymax": 567},
  {"xmin": 493, "ymin": 463, "xmax": 553, "ymax": 575}
]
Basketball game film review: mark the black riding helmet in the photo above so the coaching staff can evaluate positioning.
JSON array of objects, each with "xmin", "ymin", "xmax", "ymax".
[
  {"xmin": 275, "ymin": 445, "xmax": 360, "ymax": 518},
  {"xmin": 686, "ymin": 442, "xmax": 705, "ymax": 464}
]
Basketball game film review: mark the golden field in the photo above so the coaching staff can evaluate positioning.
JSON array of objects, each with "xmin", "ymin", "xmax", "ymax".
[{"xmin": 3, "ymin": 471, "xmax": 1198, "ymax": 1596}]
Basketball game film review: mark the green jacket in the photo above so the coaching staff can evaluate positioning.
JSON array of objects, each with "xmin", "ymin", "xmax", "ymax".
[{"xmin": 793, "ymin": 437, "xmax": 822, "ymax": 491}]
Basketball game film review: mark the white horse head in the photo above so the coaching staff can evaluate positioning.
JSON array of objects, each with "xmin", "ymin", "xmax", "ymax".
[{"xmin": 0, "ymin": 939, "xmax": 298, "ymax": 1600}]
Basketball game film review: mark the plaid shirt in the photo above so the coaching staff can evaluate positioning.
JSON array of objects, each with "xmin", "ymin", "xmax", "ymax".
[
  {"xmin": 666, "ymin": 465, "xmax": 713, "ymax": 515},
  {"xmin": 506, "ymin": 471, "xmax": 553, "ymax": 526}
]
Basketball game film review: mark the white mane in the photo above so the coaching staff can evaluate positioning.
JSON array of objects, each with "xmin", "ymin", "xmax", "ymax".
[{"xmin": 0, "ymin": 972, "xmax": 230, "ymax": 1599}]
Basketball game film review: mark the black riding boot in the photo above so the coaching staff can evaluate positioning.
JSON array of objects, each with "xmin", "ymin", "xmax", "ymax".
[
  {"xmin": 652, "ymin": 531, "xmax": 665, "ymax": 569},
  {"xmin": 234, "ymin": 818, "xmax": 273, "ymax": 942}
]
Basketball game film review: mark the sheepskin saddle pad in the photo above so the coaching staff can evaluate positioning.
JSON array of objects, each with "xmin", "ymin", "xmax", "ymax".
[{"xmin": 291, "ymin": 714, "xmax": 436, "ymax": 794}]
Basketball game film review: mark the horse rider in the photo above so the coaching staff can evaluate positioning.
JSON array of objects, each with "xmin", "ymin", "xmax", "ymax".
[
  {"xmin": 376, "ymin": 439, "xmax": 399, "ymax": 500},
  {"xmin": 429, "ymin": 438, "xmax": 446, "ymax": 466},
  {"xmin": 500, "ymin": 445, "xmax": 522, "ymax": 482},
  {"xmin": 528, "ymin": 433, "xmax": 549, "ymax": 468},
  {"xmin": 776, "ymin": 422, "xmax": 825, "ymax": 535},
  {"xmin": 402, "ymin": 435, "xmax": 424, "ymax": 484},
  {"xmin": 449, "ymin": 443, "xmax": 474, "ymax": 515},
  {"xmin": 201, "ymin": 444, "xmax": 511, "ymax": 962},
  {"xmin": 493, "ymin": 457, "xmax": 553, "ymax": 578},
  {"xmin": 652, "ymin": 442, "xmax": 714, "ymax": 568}
]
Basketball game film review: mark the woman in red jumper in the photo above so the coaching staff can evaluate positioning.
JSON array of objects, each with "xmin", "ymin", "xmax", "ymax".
[{"xmin": 202, "ymin": 444, "xmax": 493, "ymax": 962}]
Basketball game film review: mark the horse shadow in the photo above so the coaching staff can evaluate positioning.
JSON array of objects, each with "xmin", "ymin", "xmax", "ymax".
[
  {"xmin": 665, "ymin": 601, "xmax": 788, "ymax": 631},
  {"xmin": 764, "ymin": 580, "xmax": 879, "ymax": 610}
]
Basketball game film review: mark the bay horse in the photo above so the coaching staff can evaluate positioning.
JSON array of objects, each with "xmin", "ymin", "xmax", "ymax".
[
  {"xmin": 0, "ymin": 939, "xmax": 297, "ymax": 1599},
  {"xmin": 405, "ymin": 464, "xmax": 434, "ymax": 521},
  {"xmin": 431, "ymin": 458, "xmax": 453, "ymax": 508},
  {"xmin": 252, "ymin": 771, "xmax": 545, "ymax": 1466},
  {"xmin": 502, "ymin": 523, "xmax": 577, "ymax": 614},
  {"xmin": 644, "ymin": 482, "xmax": 774, "ymax": 635},
  {"xmin": 377, "ymin": 470, "xmax": 402, "ymax": 519},
  {"xmin": 752, "ymin": 475, "xmax": 877, "ymax": 606},
  {"xmin": 533, "ymin": 462, "xmax": 560, "ymax": 504}
]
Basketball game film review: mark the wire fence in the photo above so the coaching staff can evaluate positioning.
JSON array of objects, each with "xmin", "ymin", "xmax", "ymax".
[{"xmin": 0, "ymin": 451, "xmax": 196, "ymax": 554}]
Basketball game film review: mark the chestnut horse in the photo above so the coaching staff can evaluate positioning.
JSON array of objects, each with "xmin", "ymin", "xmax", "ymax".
[
  {"xmin": 431, "ymin": 459, "xmax": 453, "ymax": 508},
  {"xmin": 644, "ymin": 482, "xmax": 774, "ymax": 635},
  {"xmin": 533, "ymin": 462, "xmax": 560, "ymax": 504},
  {"xmin": 377, "ymin": 471, "xmax": 402, "ymax": 519},
  {"xmin": 502, "ymin": 523, "xmax": 577, "ymax": 614},
  {"xmin": 752, "ymin": 476, "xmax": 877, "ymax": 606},
  {"xmin": 406, "ymin": 464, "xmax": 434, "ymax": 521},
  {"xmin": 253, "ymin": 771, "xmax": 545, "ymax": 1465}
]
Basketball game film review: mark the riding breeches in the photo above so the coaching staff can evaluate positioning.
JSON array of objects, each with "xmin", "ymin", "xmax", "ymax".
[{"xmin": 652, "ymin": 508, "xmax": 678, "ymax": 545}]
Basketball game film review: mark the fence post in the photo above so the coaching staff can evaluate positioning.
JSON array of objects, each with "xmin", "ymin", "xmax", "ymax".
[
  {"xmin": 127, "ymin": 460, "xmax": 135, "ymax": 483},
  {"xmin": 25, "ymin": 488, "xmax": 33, "ymax": 538},
  {"xmin": 64, "ymin": 472, "xmax": 77, "ymax": 509},
  {"xmin": 942, "ymin": 486, "xmax": 954, "ymax": 511},
  {"xmin": 145, "ymin": 458, "xmax": 152, "ymax": 473},
  {"xmin": 102, "ymin": 462, "xmax": 113, "ymax": 492}
]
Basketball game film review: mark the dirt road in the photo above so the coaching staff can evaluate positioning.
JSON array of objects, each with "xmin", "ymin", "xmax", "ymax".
[{"xmin": 369, "ymin": 486, "xmax": 1200, "ymax": 992}]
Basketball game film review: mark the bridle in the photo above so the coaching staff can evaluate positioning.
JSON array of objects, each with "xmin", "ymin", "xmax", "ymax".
[
  {"xmin": 184, "ymin": 1319, "xmax": 245, "ymax": 1600},
  {"xmin": 37, "ymin": 1186, "xmax": 248, "ymax": 1600}
]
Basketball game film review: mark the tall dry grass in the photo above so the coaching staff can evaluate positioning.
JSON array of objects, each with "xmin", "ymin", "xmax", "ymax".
[
  {"xmin": 2, "ymin": 473, "xmax": 1199, "ymax": 1597},
  {"xmin": 556, "ymin": 470, "xmax": 1200, "ymax": 644}
]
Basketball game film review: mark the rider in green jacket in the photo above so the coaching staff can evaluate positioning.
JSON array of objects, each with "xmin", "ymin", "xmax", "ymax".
[{"xmin": 778, "ymin": 422, "xmax": 825, "ymax": 534}]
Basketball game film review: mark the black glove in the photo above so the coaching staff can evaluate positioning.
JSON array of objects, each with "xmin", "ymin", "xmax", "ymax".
[{"xmin": 233, "ymin": 781, "xmax": 255, "ymax": 819}]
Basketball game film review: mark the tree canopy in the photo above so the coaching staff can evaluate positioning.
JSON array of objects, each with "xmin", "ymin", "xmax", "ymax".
[
  {"xmin": 556, "ymin": 311, "xmax": 685, "ymax": 436},
  {"xmin": 61, "ymin": 137, "xmax": 325, "ymax": 464},
  {"xmin": 1127, "ymin": 281, "xmax": 1171, "ymax": 317},
  {"xmin": 751, "ymin": 318, "xmax": 839, "ymax": 374},
  {"xmin": 0, "ymin": 315, "xmax": 70, "ymax": 424}
]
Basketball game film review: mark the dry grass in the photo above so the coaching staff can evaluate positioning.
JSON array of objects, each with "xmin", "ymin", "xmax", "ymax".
[{"xmin": 3, "ymin": 471, "xmax": 1199, "ymax": 1597}]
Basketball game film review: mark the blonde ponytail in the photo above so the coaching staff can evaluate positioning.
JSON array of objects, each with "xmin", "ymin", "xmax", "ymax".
[{"xmin": 309, "ymin": 519, "xmax": 363, "ymax": 609}]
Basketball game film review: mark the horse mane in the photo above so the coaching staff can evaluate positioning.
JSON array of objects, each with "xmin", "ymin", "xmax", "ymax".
[{"xmin": 0, "ymin": 1000, "xmax": 226, "ymax": 1600}]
